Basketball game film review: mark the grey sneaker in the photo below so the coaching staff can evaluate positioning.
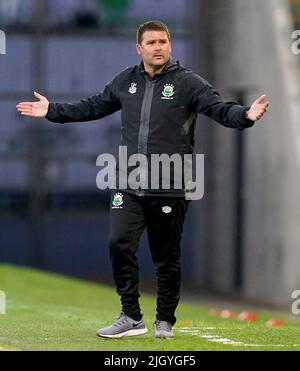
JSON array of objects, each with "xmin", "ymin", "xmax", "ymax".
[
  {"xmin": 155, "ymin": 320, "xmax": 174, "ymax": 339},
  {"xmin": 97, "ymin": 313, "xmax": 148, "ymax": 338}
]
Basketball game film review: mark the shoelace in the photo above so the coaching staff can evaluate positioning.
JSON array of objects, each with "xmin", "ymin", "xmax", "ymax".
[
  {"xmin": 112, "ymin": 313, "xmax": 122, "ymax": 321},
  {"xmin": 113, "ymin": 312, "xmax": 137, "ymax": 328}
]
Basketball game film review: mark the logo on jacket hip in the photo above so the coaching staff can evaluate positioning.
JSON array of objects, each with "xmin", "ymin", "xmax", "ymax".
[
  {"xmin": 162, "ymin": 206, "xmax": 172, "ymax": 214},
  {"xmin": 112, "ymin": 193, "xmax": 124, "ymax": 208}
]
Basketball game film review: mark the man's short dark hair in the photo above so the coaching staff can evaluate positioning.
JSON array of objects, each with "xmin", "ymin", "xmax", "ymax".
[{"xmin": 137, "ymin": 20, "xmax": 171, "ymax": 45}]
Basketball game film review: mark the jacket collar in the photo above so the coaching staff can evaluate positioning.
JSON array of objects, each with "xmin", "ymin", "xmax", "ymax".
[{"xmin": 139, "ymin": 58, "xmax": 180, "ymax": 76}]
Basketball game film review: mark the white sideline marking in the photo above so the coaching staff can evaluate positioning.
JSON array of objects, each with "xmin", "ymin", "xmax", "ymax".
[
  {"xmin": 177, "ymin": 328, "xmax": 243, "ymax": 334},
  {"xmin": 0, "ymin": 345, "xmax": 18, "ymax": 351},
  {"xmin": 176, "ymin": 327, "xmax": 300, "ymax": 348},
  {"xmin": 208, "ymin": 337, "xmax": 244, "ymax": 346}
]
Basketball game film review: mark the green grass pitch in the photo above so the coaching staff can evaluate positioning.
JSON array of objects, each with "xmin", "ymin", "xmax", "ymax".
[{"xmin": 0, "ymin": 265, "xmax": 299, "ymax": 351}]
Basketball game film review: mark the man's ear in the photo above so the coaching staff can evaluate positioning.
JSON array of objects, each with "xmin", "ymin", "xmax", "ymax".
[{"xmin": 136, "ymin": 44, "xmax": 142, "ymax": 55}]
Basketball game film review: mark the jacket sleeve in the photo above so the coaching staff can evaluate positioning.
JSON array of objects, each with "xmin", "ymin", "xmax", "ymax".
[
  {"xmin": 188, "ymin": 74, "xmax": 255, "ymax": 130},
  {"xmin": 46, "ymin": 77, "xmax": 122, "ymax": 124}
]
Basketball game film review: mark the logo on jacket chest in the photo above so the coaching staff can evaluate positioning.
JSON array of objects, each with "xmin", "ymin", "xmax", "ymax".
[
  {"xmin": 161, "ymin": 84, "xmax": 175, "ymax": 100},
  {"xmin": 129, "ymin": 83, "xmax": 137, "ymax": 94}
]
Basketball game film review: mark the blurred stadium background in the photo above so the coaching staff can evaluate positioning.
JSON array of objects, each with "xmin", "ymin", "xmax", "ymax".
[{"xmin": 0, "ymin": 0, "xmax": 300, "ymax": 310}]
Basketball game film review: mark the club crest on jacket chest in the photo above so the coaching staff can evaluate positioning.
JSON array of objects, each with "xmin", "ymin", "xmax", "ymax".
[{"xmin": 161, "ymin": 83, "xmax": 175, "ymax": 100}]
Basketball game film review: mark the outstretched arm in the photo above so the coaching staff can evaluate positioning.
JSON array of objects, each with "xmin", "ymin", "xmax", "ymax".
[
  {"xmin": 16, "ymin": 77, "xmax": 122, "ymax": 124},
  {"xmin": 16, "ymin": 92, "xmax": 49, "ymax": 118},
  {"xmin": 199, "ymin": 88, "xmax": 270, "ymax": 129},
  {"xmin": 187, "ymin": 73, "xmax": 270, "ymax": 129}
]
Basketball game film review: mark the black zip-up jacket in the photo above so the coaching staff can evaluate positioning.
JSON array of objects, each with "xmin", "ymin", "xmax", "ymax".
[{"xmin": 46, "ymin": 58, "xmax": 255, "ymax": 197}]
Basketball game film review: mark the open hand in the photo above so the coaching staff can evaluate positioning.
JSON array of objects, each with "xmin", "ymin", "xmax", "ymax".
[
  {"xmin": 16, "ymin": 92, "xmax": 49, "ymax": 118},
  {"xmin": 246, "ymin": 95, "xmax": 269, "ymax": 122}
]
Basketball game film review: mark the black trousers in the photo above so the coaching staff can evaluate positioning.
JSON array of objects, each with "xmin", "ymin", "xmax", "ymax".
[{"xmin": 108, "ymin": 191, "xmax": 189, "ymax": 326}]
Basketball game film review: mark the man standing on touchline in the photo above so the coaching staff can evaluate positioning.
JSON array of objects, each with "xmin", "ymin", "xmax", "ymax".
[{"xmin": 17, "ymin": 20, "xmax": 269, "ymax": 339}]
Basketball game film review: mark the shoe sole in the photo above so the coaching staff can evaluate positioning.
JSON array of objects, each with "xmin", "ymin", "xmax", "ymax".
[
  {"xmin": 155, "ymin": 335, "xmax": 174, "ymax": 339},
  {"xmin": 97, "ymin": 328, "xmax": 148, "ymax": 339},
  {"xmin": 155, "ymin": 332, "xmax": 174, "ymax": 339}
]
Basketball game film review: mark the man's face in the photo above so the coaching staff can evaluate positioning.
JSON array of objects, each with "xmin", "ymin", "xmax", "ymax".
[{"xmin": 136, "ymin": 30, "xmax": 172, "ymax": 69}]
